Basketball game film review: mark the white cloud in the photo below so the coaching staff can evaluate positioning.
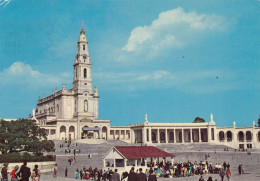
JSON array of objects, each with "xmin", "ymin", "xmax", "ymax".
[
  {"xmin": 122, "ymin": 7, "xmax": 226, "ymax": 56},
  {"xmin": 0, "ymin": 62, "xmax": 71, "ymax": 89},
  {"xmin": 95, "ymin": 69, "xmax": 235, "ymax": 93}
]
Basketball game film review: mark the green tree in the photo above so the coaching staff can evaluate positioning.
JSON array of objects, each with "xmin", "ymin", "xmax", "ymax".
[
  {"xmin": 0, "ymin": 119, "xmax": 54, "ymax": 155},
  {"xmin": 193, "ymin": 117, "xmax": 205, "ymax": 123}
]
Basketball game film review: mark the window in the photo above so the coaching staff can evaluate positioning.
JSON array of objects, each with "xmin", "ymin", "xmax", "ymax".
[
  {"xmin": 84, "ymin": 68, "xmax": 87, "ymax": 78},
  {"xmin": 83, "ymin": 45, "xmax": 85, "ymax": 50},
  {"xmin": 84, "ymin": 100, "xmax": 88, "ymax": 112}
]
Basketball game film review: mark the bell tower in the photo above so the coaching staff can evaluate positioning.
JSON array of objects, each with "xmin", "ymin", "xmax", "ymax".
[{"xmin": 73, "ymin": 22, "xmax": 93, "ymax": 94}]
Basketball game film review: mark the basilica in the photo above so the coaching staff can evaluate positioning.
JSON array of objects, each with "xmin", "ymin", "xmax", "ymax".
[{"xmin": 33, "ymin": 25, "xmax": 260, "ymax": 150}]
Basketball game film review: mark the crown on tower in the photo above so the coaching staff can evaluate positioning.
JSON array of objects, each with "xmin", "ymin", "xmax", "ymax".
[{"xmin": 80, "ymin": 21, "xmax": 85, "ymax": 34}]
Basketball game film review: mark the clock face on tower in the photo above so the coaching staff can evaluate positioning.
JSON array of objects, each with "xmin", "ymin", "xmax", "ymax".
[{"xmin": 83, "ymin": 55, "xmax": 87, "ymax": 60}]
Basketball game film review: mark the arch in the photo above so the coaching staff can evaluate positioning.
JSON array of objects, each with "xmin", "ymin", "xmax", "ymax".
[
  {"xmin": 69, "ymin": 126, "xmax": 75, "ymax": 140},
  {"xmin": 60, "ymin": 126, "xmax": 66, "ymax": 140},
  {"xmin": 84, "ymin": 68, "xmax": 87, "ymax": 78},
  {"xmin": 102, "ymin": 126, "xmax": 108, "ymax": 140},
  {"xmin": 160, "ymin": 132, "xmax": 165, "ymax": 143},
  {"xmin": 227, "ymin": 131, "xmax": 232, "ymax": 142},
  {"xmin": 84, "ymin": 100, "xmax": 88, "ymax": 112},
  {"xmin": 238, "ymin": 131, "xmax": 244, "ymax": 142},
  {"xmin": 219, "ymin": 131, "xmax": 225, "ymax": 142},
  {"xmin": 246, "ymin": 131, "xmax": 252, "ymax": 141}
]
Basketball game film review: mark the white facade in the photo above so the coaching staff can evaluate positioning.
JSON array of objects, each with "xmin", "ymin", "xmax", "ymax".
[
  {"xmin": 30, "ymin": 25, "xmax": 260, "ymax": 150},
  {"xmin": 34, "ymin": 25, "xmax": 111, "ymax": 140}
]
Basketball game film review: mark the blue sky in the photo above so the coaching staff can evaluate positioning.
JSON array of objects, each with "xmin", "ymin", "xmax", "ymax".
[{"xmin": 0, "ymin": 0, "xmax": 259, "ymax": 127}]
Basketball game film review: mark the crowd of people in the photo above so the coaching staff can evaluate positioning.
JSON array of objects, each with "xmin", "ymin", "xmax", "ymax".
[
  {"xmin": 0, "ymin": 161, "xmax": 40, "ymax": 181},
  {"xmin": 63, "ymin": 159, "xmax": 238, "ymax": 181}
]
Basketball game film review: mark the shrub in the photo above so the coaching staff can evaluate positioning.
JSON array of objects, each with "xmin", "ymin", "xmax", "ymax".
[{"xmin": 0, "ymin": 152, "xmax": 55, "ymax": 163}]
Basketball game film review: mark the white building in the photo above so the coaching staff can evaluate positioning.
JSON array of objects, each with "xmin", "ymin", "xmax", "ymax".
[{"xmin": 31, "ymin": 24, "xmax": 260, "ymax": 150}]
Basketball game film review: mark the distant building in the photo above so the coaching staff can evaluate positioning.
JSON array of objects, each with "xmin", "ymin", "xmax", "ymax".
[{"xmin": 28, "ymin": 24, "xmax": 260, "ymax": 150}]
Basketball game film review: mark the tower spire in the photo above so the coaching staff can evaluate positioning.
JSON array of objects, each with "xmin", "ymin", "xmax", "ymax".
[{"xmin": 81, "ymin": 21, "xmax": 84, "ymax": 29}]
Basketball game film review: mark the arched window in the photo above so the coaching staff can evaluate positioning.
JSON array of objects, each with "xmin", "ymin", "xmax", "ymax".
[
  {"xmin": 84, "ymin": 100, "xmax": 88, "ymax": 112},
  {"xmin": 84, "ymin": 68, "xmax": 87, "ymax": 78},
  {"xmin": 83, "ymin": 45, "xmax": 85, "ymax": 51}
]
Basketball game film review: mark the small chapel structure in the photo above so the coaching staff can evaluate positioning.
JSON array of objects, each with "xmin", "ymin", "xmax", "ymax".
[{"xmin": 102, "ymin": 146, "xmax": 175, "ymax": 173}]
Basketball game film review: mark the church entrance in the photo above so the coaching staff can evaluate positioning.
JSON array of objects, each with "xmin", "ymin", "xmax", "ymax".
[{"xmin": 81, "ymin": 126, "xmax": 100, "ymax": 139}]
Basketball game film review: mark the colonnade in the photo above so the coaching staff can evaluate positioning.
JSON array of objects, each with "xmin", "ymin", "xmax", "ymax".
[
  {"xmin": 109, "ymin": 129, "xmax": 131, "ymax": 140},
  {"xmin": 135, "ymin": 127, "xmax": 213, "ymax": 144}
]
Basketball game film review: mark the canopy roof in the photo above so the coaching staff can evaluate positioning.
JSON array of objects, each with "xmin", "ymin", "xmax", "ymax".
[
  {"xmin": 114, "ymin": 146, "xmax": 175, "ymax": 159},
  {"xmin": 82, "ymin": 127, "xmax": 100, "ymax": 131}
]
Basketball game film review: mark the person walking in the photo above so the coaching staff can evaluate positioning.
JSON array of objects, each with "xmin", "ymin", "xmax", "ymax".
[
  {"xmin": 219, "ymin": 168, "xmax": 225, "ymax": 181},
  {"xmin": 148, "ymin": 170, "xmax": 157, "ymax": 181},
  {"xmin": 53, "ymin": 167, "xmax": 57, "ymax": 178},
  {"xmin": 127, "ymin": 167, "xmax": 137, "ymax": 181},
  {"xmin": 199, "ymin": 176, "xmax": 204, "ymax": 181},
  {"xmin": 31, "ymin": 165, "xmax": 40, "ymax": 181},
  {"xmin": 238, "ymin": 164, "xmax": 241, "ymax": 175},
  {"xmin": 137, "ymin": 168, "xmax": 147, "ymax": 181},
  {"xmin": 207, "ymin": 176, "xmax": 213, "ymax": 181},
  {"xmin": 10, "ymin": 165, "xmax": 20, "ymax": 181},
  {"xmin": 111, "ymin": 169, "xmax": 120, "ymax": 181},
  {"xmin": 226, "ymin": 169, "xmax": 231, "ymax": 181},
  {"xmin": 65, "ymin": 167, "xmax": 68, "ymax": 177},
  {"xmin": 19, "ymin": 161, "xmax": 31, "ymax": 181},
  {"xmin": 75, "ymin": 168, "xmax": 79, "ymax": 179},
  {"xmin": 80, "ymin": 169, "xmax": 83, "ymax": 180},
  {"xmin": 1, "ymin": 163, "xmax": 9, "ymax": 181}
]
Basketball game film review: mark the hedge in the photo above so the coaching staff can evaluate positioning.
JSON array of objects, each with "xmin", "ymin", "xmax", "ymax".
[{"xmin": 0, "ymin": 152, "xmax": 55, "ymax": 163}]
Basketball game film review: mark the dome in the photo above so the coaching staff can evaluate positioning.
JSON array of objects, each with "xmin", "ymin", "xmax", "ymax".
[{"xmin": 78, "ymin": 28, "xmax": 88, "ymax": 43}]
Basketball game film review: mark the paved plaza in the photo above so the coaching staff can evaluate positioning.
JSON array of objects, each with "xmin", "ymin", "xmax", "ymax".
[{"xmin": 47, "ymin": 139, "xmax": 260, "ymax": 181}]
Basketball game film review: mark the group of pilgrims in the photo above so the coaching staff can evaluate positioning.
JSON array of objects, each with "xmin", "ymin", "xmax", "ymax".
[{"xmin": 67, "ymin": 160, "xmax": 236, "ymax": 181}]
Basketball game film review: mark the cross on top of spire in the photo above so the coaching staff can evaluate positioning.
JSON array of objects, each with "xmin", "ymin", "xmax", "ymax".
[
  {"xmin": 81, "ymin": 21, "xmax": 84, "ymax": 29},
  {"xmin": 80, "ymin": 21, "xmax": 85, "ymax": 35}
]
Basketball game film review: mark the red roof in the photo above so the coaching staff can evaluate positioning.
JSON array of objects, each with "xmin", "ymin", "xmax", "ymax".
[{"xmin": 114, "ymin": 146, "xmax": 175, "ymax": 159}]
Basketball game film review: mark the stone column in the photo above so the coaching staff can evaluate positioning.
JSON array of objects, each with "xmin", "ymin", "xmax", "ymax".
[
  {"xmin": 142, "ymin": 128, "xmax": 147, "ymax": 144},
  {"xmin": 208, "ymin": 128, "xmax": 211, "ymax": 143},
  {"xmin": 131, "ymin": 129, "xmax": 135, "ymax": 143},
  {"xmin": 182, "ymin": 129, "xmax": 184, "ymax": 143},
  {"xmin": 157, "ymin": 129, "xmax": 160, "ymax": 143},
  {"xmin": 165, "ymin": 129, "xmax": 168, "ymax": 143},
  {"xmin": 98, "ymin": 130, "xmax": 101, "ymax": 139},
  {"xmin": 174, "ymin": 129, "xmax": 176, "ymax": 143},
  {"xmin": 135, "ymin": 160, "xmax": 137, "ymax": 167},
  {"xmin": 103, "ymin": 159, "xmax": 106, "ymax": 168},
  {"xmin": 171, "ymin": 158, "xmax": 174, "ymax": 165},
  {"xmin": 66, "ymin": 126, "xmax": 69, "ymax": 139},
  {"xmin": 190, "ymin": 129, "xmax": 193, "ymax": 143},
  {"xmin": 113, "ymin": 159, "xmax": 116, "ymax": 168},
  {"xmin": 149, "ymin": 128, "xmax": 152, "ymax": 143},
  {"xmin": 113, "ymin": 130, "xmax": 115, "ymax": 140},
  {"xmin": 199, "ymin": 128, "xmax": 201, "ymax": 142},
  {"xmin": 124, "ymin": 159, "xmax": 127, "ymax": 167}
]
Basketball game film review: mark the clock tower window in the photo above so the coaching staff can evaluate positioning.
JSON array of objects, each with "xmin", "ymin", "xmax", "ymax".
[
  {"xmin": 84, "ymin": 68, "xmax": 87, "ymax": 78},
  {"xmin": 84, "ymin": 100, "xmax": 88, "ymax": 112},
  {"xmin": 83, "ymin": 45, "xmax": 85, "ymax": 51}
]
